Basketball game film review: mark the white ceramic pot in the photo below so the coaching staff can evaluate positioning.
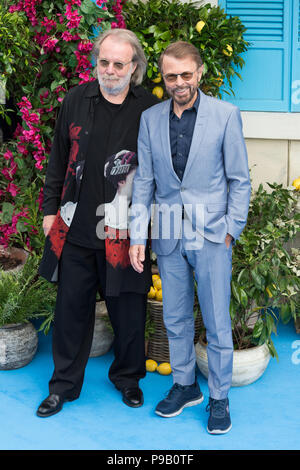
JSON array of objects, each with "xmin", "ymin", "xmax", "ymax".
[
  {"xmin": 89, "ymin": 301, "xmax": 114, "ymax": 357},
  {"xmin": 195, "ymin": 339, "xmax": 271, "ymax": 386},
  {"xmin": 0, "ymin": 322, "xmax": 38, "ymax": 370}
]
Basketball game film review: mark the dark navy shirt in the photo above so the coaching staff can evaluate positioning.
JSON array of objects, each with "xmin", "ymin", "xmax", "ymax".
[{"xmin": 169, "ymin": 91, "xmax": 200, "ymax": 181}]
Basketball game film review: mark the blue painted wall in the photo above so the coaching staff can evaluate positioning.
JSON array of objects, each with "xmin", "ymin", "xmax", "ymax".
[{"xmin": 219, "ymin": 0, "xmax": 300, "ymax": 112}]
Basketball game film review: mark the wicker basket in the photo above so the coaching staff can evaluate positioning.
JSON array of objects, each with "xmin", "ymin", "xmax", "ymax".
[{"xmin": 147, "ymin": 299, "xmax": 204, "ymax": 363}]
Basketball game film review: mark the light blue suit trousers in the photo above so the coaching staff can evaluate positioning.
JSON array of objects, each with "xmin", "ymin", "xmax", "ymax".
[{"xmin": 157, "ymin": 221, "xmax": 233, "ymax": 400}]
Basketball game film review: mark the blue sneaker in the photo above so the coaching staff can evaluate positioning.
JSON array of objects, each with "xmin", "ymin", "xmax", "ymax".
[
  {"xmin": 206, "ymin": 397, "xmax": 232, "ymax": 434},
  {"xmin": 155, "ymin": 382, "xmax": 204, "ymax": 418}
]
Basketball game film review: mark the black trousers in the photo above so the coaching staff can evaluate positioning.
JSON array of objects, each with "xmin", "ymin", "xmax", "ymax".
[{"xmin": 49, "ymin": 241, "xmax": 147, "ymax": 400}]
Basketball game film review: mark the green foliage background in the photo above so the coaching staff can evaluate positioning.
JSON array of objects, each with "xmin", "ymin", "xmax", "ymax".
[{"xmin": 122, "ymin": 0, "xmax": 249, "ymax": 98}]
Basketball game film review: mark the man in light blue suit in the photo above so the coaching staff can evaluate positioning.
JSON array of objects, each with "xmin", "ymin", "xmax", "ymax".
[{"xmin": 129, "ymin": 41, "xmax": 251, "ymax": 434}]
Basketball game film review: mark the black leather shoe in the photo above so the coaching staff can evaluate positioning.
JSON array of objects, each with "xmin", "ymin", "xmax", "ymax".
[
  {"xmin": 121, "ymin": 387, "xmax": 144, "ymax": 408},
  {"xmin": 36, "ymin": 394, "xmax": 66, "ymax": 418}
]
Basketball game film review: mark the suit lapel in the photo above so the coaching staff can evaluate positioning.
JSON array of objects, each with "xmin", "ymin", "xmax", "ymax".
[
  {"xmin": 182, "ymin": 90, "xmax": 208, "ymax": 182},
  {"xmin": 159, "ymin": 99, "xmax": 181, "ymax": 182}
]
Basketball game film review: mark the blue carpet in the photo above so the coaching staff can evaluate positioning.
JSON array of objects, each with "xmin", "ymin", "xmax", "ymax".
[{"xmin": 0, "ymin": 321, "xmax": 299, "ymax": 451}]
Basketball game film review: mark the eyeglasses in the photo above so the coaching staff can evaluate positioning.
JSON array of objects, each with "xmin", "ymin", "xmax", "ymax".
[
  {"xmin": 97, "ymin": 58, "xmax": 133, "ymax": 71},
  {"xmin": 163, "ymin": 69, "xmax": 198, "ymax": 83}
]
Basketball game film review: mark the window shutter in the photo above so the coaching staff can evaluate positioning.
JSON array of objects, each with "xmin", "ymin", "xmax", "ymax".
[
  {"xmin": 219, "ymin": 0, "xmax": 291, "ymax": 111},
  {"xmin": 291, "ymin": 0, "xmax": 300, "ymax": 111}
]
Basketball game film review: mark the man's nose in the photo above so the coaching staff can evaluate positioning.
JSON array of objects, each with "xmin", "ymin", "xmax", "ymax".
[
  {"xmin": 106, "ymin": 62, "xmax": 115, "ymax": 74},
  {"xmin": 175, "ymin": 75, "xmax": 185, "ymax": 85}
]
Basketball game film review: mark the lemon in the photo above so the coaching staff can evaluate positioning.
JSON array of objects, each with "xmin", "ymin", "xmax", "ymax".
[
  {"xmin": 152, "ymin": 274, "xmax": 160, "ymax": 283},
  {"xmin": 146, "ymin": 359, "xmax": 158, "ymax": 372},
  {"xmin": 152, "ymin": 86, "xmax": 164, "ymax": 99},
  {"xmin": 266, "ymin": 287, "xmax": 273, "ymax": 298},
  {"xmin": 215, "ymin": 72, "xmax": 223, "ymax": 87},
  {"xmin": 196, "ymin": 20, "xmax": 206, "ymax": 33},
  {"xmin": 153, "ymin": 278, "xmax": 162, "ymax": 290},
  {"xmin": 148, "ymin": 286, "xmax": 156, "ymax": 299},
  {"xmin": 157, "ymin": 362, "xmax": 172, "ymax": 375},
  {"xmin": 292, "ymin": 177, "xmax": 300, "ymax": 190},
  {"xmin": 155, "ymin": 289, "xmax": 163, "ymax": 302},
  {"xmin": 223, "ymin": 44, "xmax": 233, "ymax": 57},
  {"xmin": 152, "ymin": 73, "xmax": 162, "ymax": 83}
]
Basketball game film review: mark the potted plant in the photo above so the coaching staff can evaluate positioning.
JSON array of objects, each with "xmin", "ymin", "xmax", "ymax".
[
  {"xmin": 38, "ymin": 290, "xmax": 115, "ymax": 358},
  {"xmin": 0, "ymin": 254, "xmax": 57, "ymax": 369},
  {"xmin": 195, "ymin": 183, "xmax": 300, "ymax": 386}
]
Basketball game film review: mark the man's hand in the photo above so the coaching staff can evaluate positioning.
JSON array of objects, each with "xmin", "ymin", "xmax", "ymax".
[
  {"xmin": 43, "ymin": 215, "xmax": 56, "ymax": 236},
  {"xmin": 225, "ymin": 233, "xmax": 233, "ymax": 249},
  {"xmin": 129, "ymin": 245, "xmax": 145, "ymax": 273}
]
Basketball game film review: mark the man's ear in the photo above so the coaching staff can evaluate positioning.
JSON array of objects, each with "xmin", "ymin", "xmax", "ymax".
[
  {"xmin": 197, "ymin": 64, "xmax": 204, "ymax": 83},
  {"xmin": 131, "ymin": 61, "xmax": 138, "ymax": 76}
]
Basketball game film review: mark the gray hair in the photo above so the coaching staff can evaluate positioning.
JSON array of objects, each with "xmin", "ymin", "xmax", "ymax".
[{"xmin": 92, "ymin": 28, "xmax": 147, "ymax": 86}]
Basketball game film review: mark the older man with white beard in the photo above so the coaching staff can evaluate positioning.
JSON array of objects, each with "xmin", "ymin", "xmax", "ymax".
[{"xmin": 37, "ymin": 29, "xmax": 159, "ymax": 417}]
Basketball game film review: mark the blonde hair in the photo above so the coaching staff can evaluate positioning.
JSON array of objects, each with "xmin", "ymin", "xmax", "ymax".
[{"xmin": 92, "ymin": 28, "xmax": 147, "ymax": 86}]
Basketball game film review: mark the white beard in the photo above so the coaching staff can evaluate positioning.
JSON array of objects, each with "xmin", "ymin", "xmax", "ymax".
[{"xmin": 97, "ymin": 66, "xmax": 133, "ymax": 96}]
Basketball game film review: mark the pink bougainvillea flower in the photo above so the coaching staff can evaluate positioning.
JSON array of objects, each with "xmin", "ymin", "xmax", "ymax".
[
  {"xmin": 17, "ymin": 96, "xmax": 32, "ymax": 110},
  {"xmin": 78, "ymin": 41, "xmax": 93, "ymax": 53},
  {"xmin": 17, "ymin": 142, "xmax": 29, "ymax": 155},
  {"xmin": 96, "ymin": 0, "xmax": 108, "ymax": 6},
  {"xmin": 21, "ymin": 108, "xmax": 40, "ymax": 124},
  {"xmin": 2, "ymin": 160, "xmax": 18, "ymax": 181},
  {"xmin": 39, "ymin": 89, "xmax": 50, "ymax": 104},
  {"xmin": 37, "ymin": 187, "xmax": 44, "ymax": 211},
  {"xmin": 3, "ymin": 150, "xmax": 13, "ymax": 161},
  {"xmin": 65, "ymin": 5, "xmax": 82, "ymax": 29},
  {"xmin": 6, "ymin": 183, "xmax": 20, "ymax": 197},
  {"xmin": 74, "ymin": 50, "xmax": 92, "ymax": 72},
  {"xmin": 78, "ymin": 71, "xmax": 95, "ymax": 84},
  {"xmin": 1, "ymin": 168, "xmax": 13, "ymax": 181},
  {"xmin": 41, "ymin": 17, "xmax": 57, "ymax": 33},
  {"xmin": 65, "ymin": 0, "xmax": 82, "ymax": 5},
  {"xmin": 59, "ymin": 64, "xmax": 68, "ymax": 75},
  {"xmin": 42, "ymin": 37, "xmax": 59, "ymax": 53},
  {"xmin": 61, "ymin": 30, "xmax": 73, "ymax": 41},
  {"xmin": 13, "ymin": 123, "xmax": 23, "ymax": 138}
]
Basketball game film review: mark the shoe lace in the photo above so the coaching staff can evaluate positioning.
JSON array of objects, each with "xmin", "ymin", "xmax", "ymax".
[
  {"xmin": 165, "ymin": 383, "xmax": 185, "ymax": 401},
  {"xmin": 206, "ymin": 398, "xmax": 227, "ymax": 417}
]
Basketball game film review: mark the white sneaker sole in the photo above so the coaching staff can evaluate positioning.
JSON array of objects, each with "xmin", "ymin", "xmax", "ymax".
[
  {"xmin": 207, "ymin": 423, "xmax": 232, "ymax": 434},
  {"xmin": 155, "ymin": 395, "xmax": 204, "ymax": 418}
]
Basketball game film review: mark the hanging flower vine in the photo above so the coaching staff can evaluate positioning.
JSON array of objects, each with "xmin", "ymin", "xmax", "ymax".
[{"xmin": 0, "ymin": 0, "xmax": 125, "ymax": 250}]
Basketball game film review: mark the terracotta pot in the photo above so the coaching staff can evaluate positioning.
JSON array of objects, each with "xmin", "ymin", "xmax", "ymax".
[
  {"xmin": 0, "ymin": 322, "xmax": 38, "ymax": 370},
  {"xmin": 195, "ymin": 338, "xmax": 271, "ymax": 386}
]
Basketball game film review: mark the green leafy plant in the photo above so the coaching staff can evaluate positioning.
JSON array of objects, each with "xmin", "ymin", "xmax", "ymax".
[
  {"xmin": 230, "ymin": 184, "xmax": 300, "ymax": 358},
  {"xmin": 122, "ymin": 0, "xmax": 249, "ymax": 99},
  {"xmin": 0, "ymin": 3, "xmax": 39, "ymax": 125},
  {"xmin": 195, "ymin": 184, "xmax": 300, "ymax": 359},
  {"xmin": 0, "ymin": 254, "xmax": 57, "ymax": 327}
]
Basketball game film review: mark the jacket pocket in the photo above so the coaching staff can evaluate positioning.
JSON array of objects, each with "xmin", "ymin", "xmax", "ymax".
[{"xmin": 206, "ymin": 203, "xmax": 227, "ymax": 213}]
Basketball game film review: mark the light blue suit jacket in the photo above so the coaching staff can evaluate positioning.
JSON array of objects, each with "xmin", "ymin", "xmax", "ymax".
[{"xmin": 130, "ymin": 89, "xmax": 251, "ymax": 256}]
